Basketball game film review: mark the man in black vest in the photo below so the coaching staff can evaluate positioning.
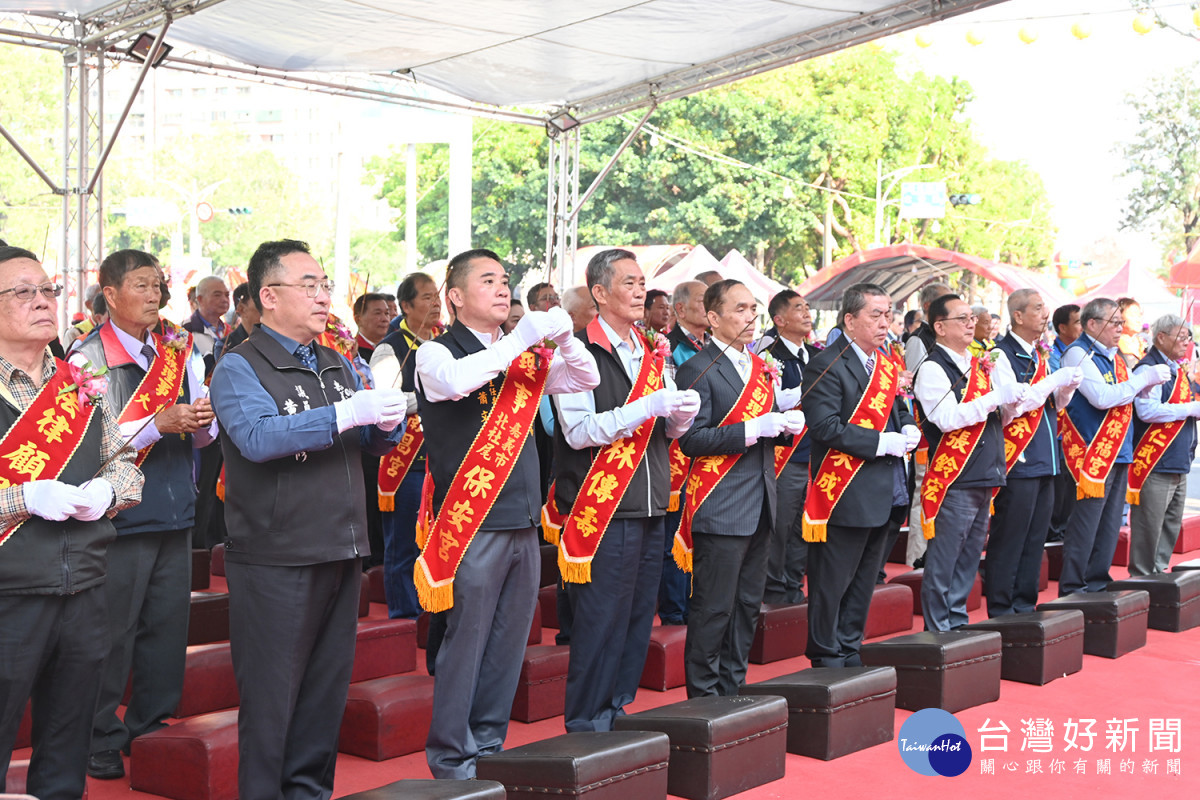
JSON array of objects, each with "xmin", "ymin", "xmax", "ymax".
[
  {"xmin": 913, "ymin": 294, "xmax": 1030, "ymax": 632},
  {"xmin": 210, "ymin": 239, "xmax": 408, "ymax": 800},
  {"xmin": 675, "ymin": 280, "xmax": 803, "ymax": 696},
  {"xmin": 417, "ymin": 249, "xmax": 598, "ymax": 778},
  {"xmin": 986, "ymin": 290, "xmax": 1081, "ymax": 616},
  {"xmin": 0, "ymin": 246, "xmax": 144, "ymax": 800},
  {"xmin": 1130, "ymin": 314, "xmax": 1200, "ymax": 575},
  {"xmin": 75, "ymin": 249, "xmax": 218, "ymax": 780},
  {"xmin": 761, "ymin": 289, "xmax": 818, "ymax": 604},
  {"xmin": 551, "ymin": 249, "xmax": 699, "ymax": 731}
]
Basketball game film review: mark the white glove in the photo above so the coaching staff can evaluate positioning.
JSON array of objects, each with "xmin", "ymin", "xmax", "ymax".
[
  {"xmin": 783, "ymin": 409, "xmax": 806, "ymax": 435},
  {"xmin": 902, "ymin": 424, "xmax": 922, "ymax": 452},
  {"xmin": 1142, "ymin": 364, "xmax": 1173, "ymax": 388},
  {"xmin": 1047, "ymin": 367, "xmax": 1078, "ymax": 389},
  {"xmin": 745, "ymin": 412, "xmax": 787, "ymax": 442},
  {"xmin": 1188, "ymin": 401, "xmax": 1200, "ymax": 418},
  {"xmin": 507, "ymin": 310, "xmax": 561, "ymax": 351},
  {"xmin": 877, "ymin": 431, "xmax": 908, "ymax": 458},
  {"xmin": 544, "ymin": 307, "xmax": 575, "ymax": 346},
  {"xmin": 335, "ymin": 388, "xmax": 409, "ymax": 433},
  {"xmin": 998, "ymin": 382, "xmax": 1029, "ymax": 405},
  {"xmin": 22, "ymin": 480, "xmax": 88, "ymax": 522},
  {"xmin": 667, "ymin": 390, "xmax": 701, "ymax": 427},
  {"xmin": 639, "ymin": 389, "xmax": 689, "ymax": 418},
  {"xmin": 776, "ymin": 386, "xmax": 802, "ymax": 411},
  {"xmin": 73, "ymin": 478, "xmax": 115, "ymax": 522}
]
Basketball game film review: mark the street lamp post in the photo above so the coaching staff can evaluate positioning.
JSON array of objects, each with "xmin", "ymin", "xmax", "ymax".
[{"xmin": 873, "ymin": 159, "xmax": 937, "ymax": 248}]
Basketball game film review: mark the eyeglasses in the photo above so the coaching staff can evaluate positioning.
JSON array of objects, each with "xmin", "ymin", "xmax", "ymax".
[
  {"xmin": 941, "ymin": 314, "xmax": 975, "ymax": 326},
  {"xmin": 0, "ymin": 283, "xmax": 63, "ymax": 303},
  {"xmin": 267, "ymin": 280, "xmax": 335, "ymax": 298}
]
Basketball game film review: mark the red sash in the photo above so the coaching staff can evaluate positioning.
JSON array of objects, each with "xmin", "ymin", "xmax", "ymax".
[
  {"xmin": 377, "ymin": 415, "xmax": 424, "ymax": 511},
  {"xmin": 667, "ymin": 440, "xmax": 689, "ymax": 512},
  {"xmin": 0, "ymin": 361, "xmax": 99, "ymax": 546},
  {"xmin": 116, "ymin": 329, "xmax": 192, "ymax": 467},
  {"xmin": 414, "ymin": 350, "xmax": 551, "ymax": 612},
  {"xmin": 1060, "ymin": 356, "xmax": 1132, "ymax": 499},
  {"xmin": 919, "ymin": 357, "xmax": 991, "ymax": 539},
  {"xmin": 675, "ymin": 353, "xmax": 775, "ymax": 572},
  {"xmin": 1002, "ymin": 353, "xmax": 1049, "ymax": 473},
  {"xmin": 551, "ymin": 329, "xmax": 665, "ymax": 583},
  {"xmin": 801, "ymin": 354, "xmax": 899, "ymax": 543},
  {"xmin": 1128, "ymin": 365, "xmax": 1192, "ymax": 504}
]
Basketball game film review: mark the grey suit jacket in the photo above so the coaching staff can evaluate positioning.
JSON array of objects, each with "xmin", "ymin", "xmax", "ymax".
[{"xmin": 675, "ymin": 341, "xmax": 787, "ymax": 536}]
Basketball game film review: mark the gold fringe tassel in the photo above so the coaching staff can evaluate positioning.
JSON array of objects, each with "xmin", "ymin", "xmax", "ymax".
[
  {"xmin": 1076, "ymin": 474, "xmax": 1105, "ymax": 500},
  {"xmin": 215, "ymin": 482, "xmax": 225, "ymax": 502},
  {"xmin": 558, "ymin": 549, "xmax": 591, "ymax": 584},
  {"xmin": 414, "ymin": 564, "xmax": 454, "ymax": 613},
  {"xmin": 801, "ymin": 515, "xmax": 827, "ymax": 543},
  {"xmin": 667, "ymin": 491, "xmax": 681, "ymax": 513},
  {"xmin": 378, "ymin": 493, "xmax": 395, "ymax": 513},
  {"xmin": 915, "ymin": 449, "xmax": 928, "ymax": 466},
  {"xmin": 989, "ymin": 500, "xmax": 995, "ymax": 516},
  {"xmin": 923, "ymin": 515, "xmax": 936, "ymax": 540},
  {"xmin": 1126, "ymin": 488, "xmax": 1140, "ymax": 505},
  {"xmin": 415, "ymin": 518, "xmax": 430, "ymax": 551},
  {"xmin": 672, "ymin": 537, "xmax": 693, "ymax": 573},
  {"xmin": 540, "ymin": 503, "xmax": 561, "ymax": 546}
]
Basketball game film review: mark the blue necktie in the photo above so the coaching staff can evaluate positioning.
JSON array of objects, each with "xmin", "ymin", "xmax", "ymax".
[
  {"xmin": 140, "ymin": 344, "xmax": 156, "ymax": 366},
  {"xmin": 295, "ymin": 344, "xmax": 317, "ymax": 371}
]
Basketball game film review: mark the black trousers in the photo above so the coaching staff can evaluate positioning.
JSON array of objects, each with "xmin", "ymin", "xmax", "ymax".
[
  {"xmin": 685, "ymin": 504, "xmax": 771, "ymax": 697},
  {"xmin": 226, "ymin": 558, "xmax": 361, "ymax": 800},
  {"xmin": 986, "ymin": 475, "xmax": 1055, "ymax": 616},
  {"xmin": 806, "ymin": 506, "xmax": 902, "ymax": 667},
  {"xmin": 1060, "ymin": 464, "xmax": 1129, "ymax": 595},
  {"xmin": 0, "ymin": 587, "xmax": 107, "ymax": 800}
]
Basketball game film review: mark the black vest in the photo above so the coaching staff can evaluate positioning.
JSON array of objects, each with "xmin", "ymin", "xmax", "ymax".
[
  {"xmin": 416, "ymin": 320, "xmax": 542, "ymax": 531},
  {"xmin": 75, "ymin": 324, "xmax": 197, "ymax": 535},
  {"xmin": 0, "ymin": 382, "xmax": 115, "ymax": 595},
  {"xmin": 219, "ymin": 329, "xmax": 368, "ymax": 566},
  {"xmin": 377, "ymin": 325, "xmax": 425, "ymax": 472},
  {"xmin": 915, "ymin": 345, "xmax": 1007, "ymax": 490},
  {"xmin": 993, "ymin": 333, "xmax": 1058, "ymax": 479},
  {"xmin": 551, "ymin": 324, "xmax": 669, "ymax": 519},
  {"xmin": 1132, "ymin": 347, "xmax": 1198, "ymax": 475}
]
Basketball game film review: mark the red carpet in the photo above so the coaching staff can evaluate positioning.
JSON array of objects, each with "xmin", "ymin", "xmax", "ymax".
[{"xmin": 16, "ymin": 555, "xmax": 1198, "ymax": 799}]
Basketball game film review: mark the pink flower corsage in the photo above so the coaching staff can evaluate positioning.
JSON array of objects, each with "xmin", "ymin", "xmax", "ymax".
[
  {"xmin": 63, "ymin": 360, "xmax": 109, "ymax": 407},
  {"xmin": 1034, "ymin": 337, "xmax": 1050, "ymax": 360},
  {"xmin": 978, "ymin": 347, "xmax": 1002, "ymax": 377},
  {"xmin": 897, "ymin": 370, "xmax": 914, "ymax": 400},
  {"xmin": 531, "ymin": 338, "xmax": 557, "ymax": 369},
  {"xmin": 159, "ymin": 322, "xmax": 189, "ymax": 352},
  {"xmin": 761, "ymin": 351, "xmax": 782, "ymax": 383}
]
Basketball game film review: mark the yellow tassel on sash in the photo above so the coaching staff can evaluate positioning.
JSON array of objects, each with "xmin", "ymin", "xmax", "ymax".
[
  {"xmin": 415, "ymin": 516, "xmax": 430, "ymax": 550},
  {"xmin": 558, "ymin": 550, "xmax": 591, "ymax": 584},
  {"xmin": 671, "ymin": 537, "xmax": 692, "ymax": 572},
  {"xmin": 414, "ymin": 562, "xmax": 453, "ymax": 613},
  {"xmin": 540, "ymin": 503, "xmax": 562, "ymax": 546},
  {"xmin": 922, "ymin": 515, "xmax": 936, "ymax": 540},
  {"xmin": 378, "ymin": 493, "xmax": 395, "ymax": 512},
  {"xmin": 1126, "ymin": 488, "xmax": 1140, "ymax": 505},
  {"xmin": 801, "ymin": 515, "xmax": 827, "ymax": 543},
  {"xmin": 1077, "ymin": 474, "xmax": 1105, "ymax": 500},
  {"xmin": 915, "ymin": 448, "xmax": 928, "ymax": 466},
  {"xmin": 668, "ymin": 491, "xmax": 681, "ymax": 512}
]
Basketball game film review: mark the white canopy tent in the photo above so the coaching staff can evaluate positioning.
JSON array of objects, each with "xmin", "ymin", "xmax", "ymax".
[{"xmin": 0, "ymin": 0, "xmax": 1007, "ymax": 323}]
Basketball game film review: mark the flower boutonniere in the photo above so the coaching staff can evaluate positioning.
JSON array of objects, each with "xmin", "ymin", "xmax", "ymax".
[
  {"xmin": 643, "ymin": 327, "xmax": 671, "ymax": 362},
  {"xmin": 761, "ymin": 351, "xmax": 782, "ymax": 383},
  {"xmin": 897, "ymin": 370, "xmax": 914, "ymax": 400},
  {"xmin": 978, "ymin": 347, "xmax": 1002, "ymax": 378},
  {"xmin": 325, "ymin": 314, "xmax": 356, "ymax": 357},
  {"xmin": 159, "ymin": 322, "xmax": 189, "ymax": 352},
  {"xmin": 531, "ymin": 338, "xmax": 557, "ymax": 369},
  {"xmin": 1034, "ymin": 336, "xmax": 1050, "ymax": 360},
  {"xmin": 62, "ymin": 360, "xmax": 109, "ymax": 407}
]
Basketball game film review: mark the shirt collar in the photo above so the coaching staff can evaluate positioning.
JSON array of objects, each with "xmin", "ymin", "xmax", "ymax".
[
  {"xmin": 464, "ymin": 324, "xmax": 499, "ymax": 347},
  {"xmin": 0, "ymin": 348, "xmax": 56, "ymax": 388},
  {"xmin": 848, "ymin": 339, "xmax": 871, "ymax": 368},
  {"xmin": 936, "ymin": 342, "xmax": 974, "ymax": 371},
  {"xmin": 596, "ymin": 315, "xmax": 642, "ymax": 356},
  {"xmin": 712, "ymin": 334, "xmax": 748, "ymax": 371},
  {"xmin": 1010, "ymin": 331, "xmax": 1035, "ymax": 355},
  {"xmin": 261, "ymin": 323, "xmax": 307, "ymax": 355},
  {"xmin": 777, "ymin": 335, "xmax": 803, "ymax": 360},
  {"xmin": 110, "ymin": 320, "xmax": 156, "ymax": 362}
]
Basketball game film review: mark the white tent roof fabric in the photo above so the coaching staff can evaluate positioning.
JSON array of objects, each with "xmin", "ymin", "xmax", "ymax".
[{"xmin": 3, "ymin": 1, "xmax": 1007, "ymax": 118}]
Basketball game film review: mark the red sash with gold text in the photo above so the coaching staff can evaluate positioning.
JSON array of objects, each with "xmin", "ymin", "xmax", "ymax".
[
  {"xmin": 549, "ymin": 332, "xmax": 665, "ymax": 583},
  {"xmin": 667, "ymin": 440, "xmax": 689, "ymax": 512},
  {"xmin": 919, "ymin": 357, "xmax": 992, "ymax": 538},
  {"xmin": 1060, "ymin": 356, "xmax": 1131, "ymax": 499},
  {"xmin": 801, "ymin": 354, "xmax": 899, "ymax": 543},
  {"xmin": 675, "ymin": 354, "xmax": 775, "ymax": 572},
  {"xmin": 414, "ymin": 350, "xmax": 550, "ymax": 612},
  {"xmin": 0, "ymin": 361, "xmax": 99, "ymax": 546},
  {"xmin": 377, "ymin": 415, "xmax": 424, "ymax": 511},
  {"xmin": 117, "ymin": 331, "xmax": 192, "ymax": 467},
  {"xmin": 1128, "ymin": 365, "xmax": 1192, "ymax": 504},
  {"xmin": 1002, "ymin": 353, "xmax": 1049, "ymax": 473}
]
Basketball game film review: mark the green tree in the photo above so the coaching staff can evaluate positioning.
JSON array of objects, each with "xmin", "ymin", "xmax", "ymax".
[
  {"xmin": 0, "ymin": 46, "xmax": 61, "ymax": 253},
  {"xmin": 1118, "ymin": 67, "xmax": 1200, "ymax": 253}
]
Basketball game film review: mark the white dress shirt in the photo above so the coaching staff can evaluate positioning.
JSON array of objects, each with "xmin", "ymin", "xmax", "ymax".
[
  {"xmin": 1061, "ymin": 337, "xmax": 1144, "ymax": 410},
  {"xmin": 1133, "ymin": 350, "xmax": 1195, "ymax": 423},
  {"xmin": 994, "ymin": 332, "xmax": 1077, "ymax": 414},
  {"xmin": 555, "ymin": 316, "xmax": 687, "ymax": 449},
  {"xmin": 415, "ymin": 323, "xmax": 599, "ymax": 402},
  {"xmin": 914, "ymin": 342, "xmax": 1018, "ymax": 433}
]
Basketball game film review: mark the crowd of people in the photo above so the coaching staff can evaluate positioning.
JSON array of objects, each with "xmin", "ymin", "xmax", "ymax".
[{"xmin": 0, "ymin": 235, "xmax": 1196, "ymax": 800}]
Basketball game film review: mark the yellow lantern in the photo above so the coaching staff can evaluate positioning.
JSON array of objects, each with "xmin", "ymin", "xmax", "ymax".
[
  {"xmin": 1133, "ymin": 12, "xmax": 1155, "ymax": 35},
  {"xmin": 915, "ymin": 32, "xmax": 933, "ymax": 48},
  {"xmin": 1018, "ymin": 25, "xmax": 1038, "ymax": 44},
  {"xmin": 1070, "ymin": 21, "xmax": 1092, "ymax": 40},
  {"xmin": 1193, "ymin": 8, "xmax": 1200, "ymax": 29},
  {"xmin": 965, "ymin": 29, "xmax": 984, "ymax": 46}
]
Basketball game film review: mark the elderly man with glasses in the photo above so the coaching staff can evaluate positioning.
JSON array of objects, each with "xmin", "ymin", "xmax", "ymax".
[
  {"xmin": 210, "ymin": 239, "xmax": 409, "ymax": 800},
  {"xmin": 0, "ymin": 246, "xmax": 143, "ymax": 800},
  {"xmin": 1059, "ymin": 297, "xmax": 1171, "ymax": 595}
]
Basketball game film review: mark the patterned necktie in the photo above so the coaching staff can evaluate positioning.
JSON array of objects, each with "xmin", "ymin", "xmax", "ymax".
[
  {"xmin": 140, "ymin": 344, "xmax": 156, "ymax": 366},
  {"xmin": 865, "ymin": 354, "xmax": 876, "ymax": 375},
  {"xmin": 295, "ymin": 344, "xmax": 317, "ymax": 371}
]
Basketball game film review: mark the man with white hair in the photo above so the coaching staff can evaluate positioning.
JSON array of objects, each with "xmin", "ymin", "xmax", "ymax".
[
  {"xmin": 561, "ymin": 285, "xmax": 598, "ymax": 333},
  {"xmin": 1128, "ymin": 314, "xmax": 1200, "ymax": 575}
]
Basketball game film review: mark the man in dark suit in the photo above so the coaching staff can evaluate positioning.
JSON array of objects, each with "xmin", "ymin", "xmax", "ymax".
[
  {"xmin": 802, "ymin": 282, "xmax": 919, "ymax": 668},
  {"xmin": 675, "ymin": 280, "xmax": 803, "ymax": 697}
]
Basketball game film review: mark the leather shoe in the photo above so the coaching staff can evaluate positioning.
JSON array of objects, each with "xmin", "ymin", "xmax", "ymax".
[{"xmin": 87, "ymin": 749, "xmax": 125, "ymax": 780}]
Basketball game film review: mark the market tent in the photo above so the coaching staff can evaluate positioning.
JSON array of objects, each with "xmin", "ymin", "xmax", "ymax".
[
  {"xmin": 795, "ymin": 243, "xmax": 1068, "ymax": 310},
  {"xmin": 646, "ymin": 245, "xmax": 786, "ymax": 307},
  {"xmin": 1077, "ymin": 260, "xmax": 1182, "ymax": 324},
  {"xmin": 573, "ymin": 244, "xmax": 691, "ymax": 283},
  {"xmin": 720, "ymin": 249, "xmax": 790, "ymax": 304}
]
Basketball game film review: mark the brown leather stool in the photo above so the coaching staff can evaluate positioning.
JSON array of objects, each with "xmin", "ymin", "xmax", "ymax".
[
  {"xmin": 511, "ymin": 644, "xmax": 570, "ymax": 722},
  {"xmin": 749, "ymin": 603, "xmax": 807, "ymax": 664},
  {"xmin": 130, "ymin": 709, "xmax": 239, "ymax": 800},
  {"xmin": 339, "ymin": 675, "xmax": 435, "ymax": 760},
  {"xmin": 477, "ymin": 730, "xmax": 670, "ymax": 800},
  {"xmin": 338, "ymin": 779, "xmax": 506, "ymax": 800},
  {"xmin": 191, "ymin": 548, "xmax": 211, "ymax": 591},
  {"xmin": 864, "ymin": 583, "xmax": 914, "ymax": 639},
  {"xmin": 962, "ymin": 610, "xmax": 1084, "ymax": 685},
  {"xmin": 613, "ymin": 696, "xmax": 787, "ymax": 800},
  {"xmin": 188, "ymin": 592, "xmax": 230, "ymax": 645},
  {"xmin": 887, "ymin": 569, "xmax": 982, "ymax": 616},
  {"xmin": 742, "ymin": 667, "xmax": 896, "ymax": 760},
  {"xmin": 640, "ymin": 625, "xmax": 687, "ymax": 691},
  {"xmin": 1037, "ymin": 590, "xmax": 1150, "ymax": 658},
  {"xmin": 1109, "ymin": 572, "xmax": 1200, "ymax": 632},
  {"xmin": 353, "ymin": 619, "xmax": 417, "ymax": 681},
  {"xmin": 860, "ymin": 631, "xmax": 1002, "ymax": 712}
]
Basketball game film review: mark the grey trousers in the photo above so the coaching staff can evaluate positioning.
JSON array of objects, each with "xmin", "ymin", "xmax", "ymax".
[
  {"xmin": 764, "ymin": 461, "xmax": 809, "ymax": 604},
  {"xmin": 426, "ymin": 527, "xmax": 539, "ymax": 779},
  {"xmin": 1060, "ymin": 464, "xmax": 1129, "ymax": 595},
  {"xmin": 92, "ymin": 528, "xmax": 191, "ymax": 754},
  {"xmin": 922, "ymin": 486, "xmax": 990, "ymax": 632},
  {"xmin": 1128, "ymin": 471, "xmax": 1187, "ymax": 576}
]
